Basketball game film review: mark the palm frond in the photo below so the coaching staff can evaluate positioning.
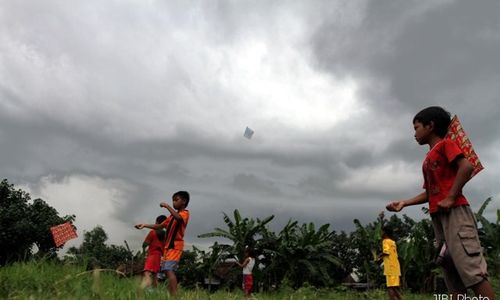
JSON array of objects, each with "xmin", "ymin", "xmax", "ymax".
[
  {"xmin": 476, "ymin": 197, "xmax": 492, "ymax": 217},
  {"xmin": 234, "ymin": 209, "xmax": 242, "ymax": 224},
  {"xmin": 198, "ymin": 228, "xmax": 232, "ymax": 240},
  {"xmin": 222, "ymin": 212, "xmax": 235, "ymax": 229}
]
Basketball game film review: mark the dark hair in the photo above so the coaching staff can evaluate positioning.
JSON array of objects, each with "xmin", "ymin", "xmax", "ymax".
[
  {"xmin": 153, "ymin": 215, "xmax": 168, "ymax": 242},
  {"xmin": 382, "ymin": 226, "xmax": 394, "ymax": 238},
  {"xmin": 173, "ymin": 191, "xmax": 190, "ymax": 207},
  {"xmin": 245, "ymin": 247, "xmax": 255, "ymax": 257},
  {"xmin": 156, "ymin": 215, "xmax": 167, "ymax": 224},
  {"xmin": 413, "ymin": 106, "xmax": 451, "ymax": 138}
]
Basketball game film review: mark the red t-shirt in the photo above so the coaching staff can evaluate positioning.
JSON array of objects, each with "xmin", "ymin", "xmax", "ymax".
[
  {"xmin": 422, "ymin": 138, "xmax": 469, "ymax": 214},
  {"xmin": 144, "ymin": 230, "xmax": 164, "ymax": 256}
]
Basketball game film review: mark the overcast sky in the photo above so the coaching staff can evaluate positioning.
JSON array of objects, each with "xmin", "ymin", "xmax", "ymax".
[{"xmin": 1, "ymin": 0, "xmax": 499, "ymax": 252}]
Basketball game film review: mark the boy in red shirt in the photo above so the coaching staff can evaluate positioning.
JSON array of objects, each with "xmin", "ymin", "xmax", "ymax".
[
  {"xmin": 136, "ymin": 191, "xmax": 190, "ymax": 297},
  {"xmin": 386, "ymin": 106, "xmax": 495, "ymax": 299},
  {"xmin": 140, "ymin": 215, "xmax": 166, "ymax": 288}
]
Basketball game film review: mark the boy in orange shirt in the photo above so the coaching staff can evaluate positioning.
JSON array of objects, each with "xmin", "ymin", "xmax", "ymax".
[{"xmin": 136, "ymin": 191, "xmax": 190, "ymax": 297}]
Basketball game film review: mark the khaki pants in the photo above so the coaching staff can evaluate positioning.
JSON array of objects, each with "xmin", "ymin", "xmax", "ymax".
[{"xmin": 431, "ymin": 205, "xmax": 488, "ymax": 292}]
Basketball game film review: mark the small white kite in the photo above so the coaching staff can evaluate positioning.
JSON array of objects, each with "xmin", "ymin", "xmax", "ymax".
[{"xmin": 243, "ymin": 127, "xmax": 254, "ymax": 139}]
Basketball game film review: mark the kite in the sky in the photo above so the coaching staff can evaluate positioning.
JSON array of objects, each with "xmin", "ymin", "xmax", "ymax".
[
  {"xmin": 243, "ymin": 127, "xmax": 254, "ymax": 139},
  {"xmin": 446, "ymin": 115, "xmax": 484, "ymax": 178},
  {"xmin": 51, "ymin": 222, "xmax": 78, "ymax": 247}
]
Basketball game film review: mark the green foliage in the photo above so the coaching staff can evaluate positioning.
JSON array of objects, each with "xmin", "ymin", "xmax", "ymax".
[
  {"xmin": 349, "ymin": 212, "xmax": 385, "ymax": 287},
  {"xmin": 198, "ymin": 209, "xmax": 274, "ymax": 258},
  {"xmin": 396, "ymin": 218, "xmax": 435, "ymax": 292},
  {"xmin": 350, "ymin": 211, "xmax": 437, "ymax": 293},
  {"xmin": 199, "ymin": 212, "xmax": 344, "ymax": 290},
  {"xmin": 330, "ymin": 230, "xmax": 357, "ymax": 281},
  {"xmin": 475, "ymin": 197, "xmax": 500, "ymax": 275},
  {"xmin": 261, "ymin": 221, "xmax": 343, "ymax": 289},
  {"xmin": 0, "ymin": 179, "xmax": 75, "ymax": 265},
  {"xmin": 0, "ymin": 180, "xmax": 32, "ymax": 264},
  {"xmin": 196, "ymin": 202, "xmax": 498, "ymax": 292},
  {"xmin": 29, "ymin": 198, "xmax": 75, "ymax": 256},
  {"xmin": 176, "ymin": 248, "xmax": 203, "ymax": 289}
]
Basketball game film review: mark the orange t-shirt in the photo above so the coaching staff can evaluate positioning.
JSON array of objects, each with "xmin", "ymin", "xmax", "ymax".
[
  {"xmin": 162, "ymin": 210, "xmax": 189, "ymax": 260},
  {"xmin": 422, "ymin": 139, "xmax": 469, "ymax": 214}
]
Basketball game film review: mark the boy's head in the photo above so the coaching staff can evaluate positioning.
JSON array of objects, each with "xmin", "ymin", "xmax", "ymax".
[
  {"xmin": 172, "ymin": 191, "xmax": 190, "ymax": 209},
  {"xmin": 413, "ymin": 106, "xmax": 451, "ymax": 138},
  {"xmin": 382, "ymin": 226, "xmax": 394, "ymax": 239},
  {"xmin": 244, "ymin": 247, "xmax": 254, "ymax": 257},
  {"xmin": 156, "ymin": 215, "xmax": 167, "ymax": 224}
]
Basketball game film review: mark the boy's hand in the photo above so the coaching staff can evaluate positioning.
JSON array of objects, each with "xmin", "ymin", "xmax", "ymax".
[
  {"xmin": 160, "ymin": 202, "xmax": 170, "ymax": 208},
  {"xmin": 386, "ymin": 201, "xmax": 405, "ymax": 212},
  {"xmin": 437, "ymin": 196, "xmax": 455, "ymax": 210},
  {"xmin": 134, "ymin": 224, "xmax": 145, "ymax": 229}
]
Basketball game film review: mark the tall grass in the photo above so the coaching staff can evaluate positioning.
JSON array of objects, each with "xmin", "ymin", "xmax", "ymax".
[{"xmin": 1, "ymin": 260, "xmax": 494, "ymax": 299}]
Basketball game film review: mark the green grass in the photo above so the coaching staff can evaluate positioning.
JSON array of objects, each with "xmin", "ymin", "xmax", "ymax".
[{"xmin": 1, "ymin": 261, "xmax": 497, "ymax": 299}]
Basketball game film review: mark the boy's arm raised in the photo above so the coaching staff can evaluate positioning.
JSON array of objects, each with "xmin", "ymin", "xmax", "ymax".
[
  {"xmin": 386, "ymin": 192, "xmax": 428, "ymax": 212},
  {"xmin": 160, "ymin": 202, "xmax": 184, "ymax": 222}
]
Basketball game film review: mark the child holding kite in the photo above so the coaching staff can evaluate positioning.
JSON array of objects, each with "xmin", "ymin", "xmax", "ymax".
[{"xmin": 386, "ymin": 106, "xmax": 495, "ymax": 299}]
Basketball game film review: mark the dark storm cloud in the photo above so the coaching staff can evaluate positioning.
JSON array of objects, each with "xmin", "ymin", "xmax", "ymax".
[
  {"xmin": 310, "ymin": 0, "xmax": 500, "ymax": 211},
  {"xmin": 1, "ymin": 0, "xmax": 498, "ymax": 250},
  {"xmin": 312, "ymin": 0, "xmax": 500, "ymax": 144}
]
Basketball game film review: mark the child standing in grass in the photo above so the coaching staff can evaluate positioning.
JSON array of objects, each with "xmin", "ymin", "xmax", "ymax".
[
  {"xmin": 386, "ymin": 106, "xmax": 495, "ymax": 299},
  {"xmin": 136, "ymin": 191, "xmax": 190, "ymax": 297},
  {"xmin": 237, "ymin": 247, "xmax": 255, "ymax": 298},
  {"xmin": 139, "ymin": 215, "xmax": 166, "ymax": 289},
  {"xmin": 378, "ymin": 226, "xmax": 401, "ymax": 300}
]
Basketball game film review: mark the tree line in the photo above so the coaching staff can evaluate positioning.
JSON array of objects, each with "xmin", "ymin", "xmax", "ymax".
[
  {"xmin": 1, "ymin": 179, "xmax": 498, "ymax": 292},
  {"xmin": 185, "ymin": 205, "xmax": 498, "ymax": 292},
  {"xmin": 0, "ymin": 179, "xmax": 75, "ymax": 263}
]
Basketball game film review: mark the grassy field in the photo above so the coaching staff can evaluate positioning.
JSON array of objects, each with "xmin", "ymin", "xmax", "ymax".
[{"xmin": 1, "ymin": 261, "xmax": 497, "ymax": 299}]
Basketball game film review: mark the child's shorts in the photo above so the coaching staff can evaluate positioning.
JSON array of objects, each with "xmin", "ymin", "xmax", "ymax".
[
  {"xmin": 159, "ymin": 249, "xmax": 182, "ymax": 272},
  {"xmin": 243, "ymin": 274, "xmax": 253, "ymax": 293},
  {"xmin": 160, "ymin": 260, "xmax": 179, "ymax": 272},
  {"xmin": 143, "ymin": 253, "xmax": 162, "ymax": 273},
  {"xmin": 386, "ymin": 275, "xmax": 400, "ymax": 287},
  {"xmin": 431, "ymin": 205, "xmax": 488, "ymax": 292}
]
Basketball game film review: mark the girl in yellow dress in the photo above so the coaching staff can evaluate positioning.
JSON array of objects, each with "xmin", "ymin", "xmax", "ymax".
[{"xmin": 379, "ymin": 226, "xmax": 401, "ymax": 300}]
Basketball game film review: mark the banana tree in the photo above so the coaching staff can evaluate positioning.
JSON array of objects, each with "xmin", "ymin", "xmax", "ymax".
[
  {"xmin": 397, "ymin": 218, "xmax": 435, "ymax": 292},
  {"xmin": 475, "ymin": 197, "xmax": 500, "ymax": 275},
  {"xmin": 198, "ymin": 209, "xmax": 274, "ymax": 258},
  {"xmin": 261, "ymin": 221, "xmax": 342, "ymax": 288},
  {"xmin": 350, "ymin": 212, "xmax": 384, "ymax": 287}
]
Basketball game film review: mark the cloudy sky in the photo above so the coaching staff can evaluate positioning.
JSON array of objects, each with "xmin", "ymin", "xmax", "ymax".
[{"xmin": 1, "ymin": 0, "xmax": 499, "ymax": 251}]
